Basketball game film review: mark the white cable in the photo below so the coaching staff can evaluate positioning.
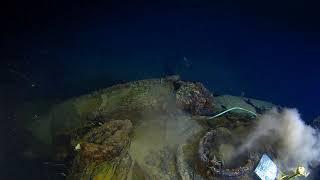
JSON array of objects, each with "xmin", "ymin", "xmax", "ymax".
[{"xmin": 208, "ymin": 107, "xmax": 257, "ymax": 119}]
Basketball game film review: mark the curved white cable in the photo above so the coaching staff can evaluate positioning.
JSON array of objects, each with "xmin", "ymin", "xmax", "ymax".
[{"xmin": 208, "ymin": 107, "xmax": 257, "ymax": 119}]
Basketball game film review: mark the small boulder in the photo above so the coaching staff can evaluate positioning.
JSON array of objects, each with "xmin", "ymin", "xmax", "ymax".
[{"xmin": 176, "ymin": 82, "xmax": 214, "ymax": 115}]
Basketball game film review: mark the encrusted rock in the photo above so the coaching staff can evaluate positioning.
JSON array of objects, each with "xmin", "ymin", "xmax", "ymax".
[{"xmin": 176, "ymin": 82, "xmax": 214, "ymax": 115}]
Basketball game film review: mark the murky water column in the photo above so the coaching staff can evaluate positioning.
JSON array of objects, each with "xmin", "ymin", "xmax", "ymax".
[{"xmin": 129, "ymin": 112, "xmax": 202, "ymax": 179}]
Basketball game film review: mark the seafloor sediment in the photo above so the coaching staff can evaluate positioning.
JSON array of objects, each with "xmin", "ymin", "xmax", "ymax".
[{"xmin": 22, "ymin": 76, "xmax": 276, "ymax": 179}]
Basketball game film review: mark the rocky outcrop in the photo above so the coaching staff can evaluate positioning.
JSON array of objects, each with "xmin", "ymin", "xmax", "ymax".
[{"xmin": 27, "ymin": 78, "xmax": 177, "ymax": 151}]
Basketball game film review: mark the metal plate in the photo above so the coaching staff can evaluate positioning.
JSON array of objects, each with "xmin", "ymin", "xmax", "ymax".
[{"xmin": 254, "ymin": 154, "xmax": 278, "ymax": 180}]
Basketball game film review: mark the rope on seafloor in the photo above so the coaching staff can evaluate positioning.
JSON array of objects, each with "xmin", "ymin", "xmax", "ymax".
[{"xmin": 208, "ymin": 107, "xmax": 257, "ymax": 119}]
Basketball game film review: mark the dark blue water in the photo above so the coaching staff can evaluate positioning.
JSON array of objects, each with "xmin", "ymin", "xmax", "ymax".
[{"xmin": 1, "ymin": 1, "xmax": 320, "ymax": 179}]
